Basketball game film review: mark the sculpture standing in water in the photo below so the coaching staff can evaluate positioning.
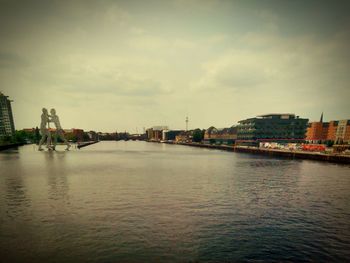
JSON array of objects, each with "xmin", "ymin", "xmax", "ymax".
[
  {"xmin": 50, "ymin": 108, "xmax": 71, "ymax": 151},
  {"xmin": 38, "ymin": 108, "xmax": 51, "ymax": 151},
  {"xmin": 38, "ymin": 108, "xmax": 71, "ymax": 151}
]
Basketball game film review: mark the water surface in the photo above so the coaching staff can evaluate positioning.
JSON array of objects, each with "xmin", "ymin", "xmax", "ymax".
[{"xmin": 1, "ymin": 141, "xmax": 350, "ymax": 262}]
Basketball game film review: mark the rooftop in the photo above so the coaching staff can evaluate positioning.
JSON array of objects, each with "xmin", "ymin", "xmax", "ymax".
[{"xmin": 257, "ymin": 113, "xmax": 295, "ymax": 118}]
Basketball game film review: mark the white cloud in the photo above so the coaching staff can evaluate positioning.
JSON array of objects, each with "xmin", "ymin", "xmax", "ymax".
[
  {"xmin": 192, "ymin": 49, "xmax": 281, "ymax": 91},
  {"xmin": 0, "ymin": 0, "xmax": 349, "ymax": 131}
]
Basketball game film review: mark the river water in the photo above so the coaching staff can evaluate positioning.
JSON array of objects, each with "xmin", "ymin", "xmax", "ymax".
[{"xmin": 1, "ymin": 141, "xmax": 350, "ymax": 262}]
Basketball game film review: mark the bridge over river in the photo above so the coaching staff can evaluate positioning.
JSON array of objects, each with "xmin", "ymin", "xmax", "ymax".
[{"xmin": 1, "ymin": 141, "xmax": 350, "ymax": 262}]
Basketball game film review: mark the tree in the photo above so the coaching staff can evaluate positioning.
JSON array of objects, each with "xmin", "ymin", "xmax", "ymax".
[
  {"xmin": 192, "ymin": 128, "xmax": 204, "ymax": 142},
  {"xmin": 35, "ymin": 127, "xmax": 40, "ymax": 143},
  {"xmin": 13, "ymin": 130, "xmax": 27, "ymax": 143},
  {"xmin": 65, "ymin": 133, "xmax": 77, "ymax": 142},
  {"xmin": 326, "ymin": 140, "xmax": 334, "ymax": 147},
  {"xmin": 0, "ymin": 135, "xmax": 12, "ymax": 145},
  {"xmin": 83, "ymin": 132, "xmax": 90, "ymax": 141}
]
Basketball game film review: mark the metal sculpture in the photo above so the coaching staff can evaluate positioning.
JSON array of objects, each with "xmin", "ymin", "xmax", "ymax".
[
  {"xmin": 50, "ymin": 108, "xmax": 71, "ymax": 151},
  {"xmin": 38, "ymin": 108, "xmax": 51, "ymax": 151},
  {"xmin": 38, "ymin": 108, "xmax": 71, "ymax": 151}
]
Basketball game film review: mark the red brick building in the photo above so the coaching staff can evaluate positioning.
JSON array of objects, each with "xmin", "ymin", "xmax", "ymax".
[{"xmin": 306, "ymin": 113, "xmax": 349, "ymax": 143}]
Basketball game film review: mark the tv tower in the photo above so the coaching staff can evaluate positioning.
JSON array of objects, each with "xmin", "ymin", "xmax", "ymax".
[{"xmin": 186, "ymin": 116, "xmax": 189, "ymax": 131}]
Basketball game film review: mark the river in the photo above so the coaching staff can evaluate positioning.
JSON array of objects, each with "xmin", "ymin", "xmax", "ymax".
[{"xmin": 1, "ymin": 141, "xmax": 350, "ymax": 262}]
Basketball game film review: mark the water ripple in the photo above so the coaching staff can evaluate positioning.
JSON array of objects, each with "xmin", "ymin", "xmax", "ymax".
[{"xmin": 1, "ymin": 141, "xmax": 350, "ymax": 262}]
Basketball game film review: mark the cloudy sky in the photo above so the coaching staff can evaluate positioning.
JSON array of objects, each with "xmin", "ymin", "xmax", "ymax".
[{"xmin": 1, "ymin": 0, "xmax": 349, "ymax": 132}]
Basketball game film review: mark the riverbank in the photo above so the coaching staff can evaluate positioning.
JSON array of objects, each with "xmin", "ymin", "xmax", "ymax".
[
  {"xmin": 0, "ymin": 142, "xmax": 25, "ymax": 151},
  {"xmin": 158, "ymin": 141, "xmax": 350, "ymax": 164},
  {"xmin": 77, "ymin": 141, "xmax": 99, "ymax": 149}
]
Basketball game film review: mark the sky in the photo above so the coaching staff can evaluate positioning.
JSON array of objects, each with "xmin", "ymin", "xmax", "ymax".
[{"xmin": 0, "ymin": 0, "xmax": 349, "ymax": 132}]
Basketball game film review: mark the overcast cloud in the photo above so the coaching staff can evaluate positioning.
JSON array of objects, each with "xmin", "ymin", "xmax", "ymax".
[{"xmin": 1, "ymin": 0, "xmax": 349, "ymax": 132}]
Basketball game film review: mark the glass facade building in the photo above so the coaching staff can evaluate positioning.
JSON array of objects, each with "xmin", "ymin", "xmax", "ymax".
[
  {"xmin": 0, "ymin": 92, "xmax": 15, "ymax": 137},
  {"xmin": 237, "ymin": 114, "xmax": 308, "ymax": 142}
]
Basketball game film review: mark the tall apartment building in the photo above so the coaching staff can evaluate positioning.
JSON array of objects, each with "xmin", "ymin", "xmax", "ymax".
[{"xmin": 0, "ymin": 92, "xmax": 16, "ymax": 137}]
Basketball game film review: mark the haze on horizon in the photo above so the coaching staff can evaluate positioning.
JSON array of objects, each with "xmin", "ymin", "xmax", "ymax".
[{"xmin": 1, "ymin": 0, "xmax": 349, "ymax": 132}]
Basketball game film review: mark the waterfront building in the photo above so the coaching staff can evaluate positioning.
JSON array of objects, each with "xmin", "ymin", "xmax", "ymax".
[
  {"xmin": 306, "ymin": 122, "xmax": 329, "ymax": 142},
  {"xmin": 162, "ymin": 130, "xmax": 183, "ymax": 141},
  {"xmin": 237, "ymin": 113, "xmax": 308, "ymax": 144},
  {"xmin": 203, "ymin": 126, "xmax": 237, "ymax": 145},
  {"xmin": 22, "ymin": 128, "xmax": 36, "ymax": 137},
  {"xmin": 175, "ymin": 131, "xmax": 192, "ymax": 143},
  {"xmin": 306, "ymin": 113, "xmax": 350, "ymax": 144},
  {"xmin": 146, "ymin": 128, "xmax": 162, "ymax": 141},
  {"xmin": 153, "ymin": 130, "xmax": 162, "ymax": 141},
  {"xmin": 335, "ymin": 120, "xmax": 350, "ymax": 144},
  {"xmin": 146, "ymin": 126, "xmax": 168, "ymax": 141},
  {"xmin": 23, "ymin": 128, "xmax": 34, "ymax": 132},
  {"xmin": 72, "ymin": 129, "xmax": 84, "ymax": 142},
  {"xmin": 146, "ymin": 128, "xmax": 153, "ymax": 140},
  {"xmin": 327, "ymin": 121, "xmax": 339, "ymax": 141},
  {"xmin": 306, "ymin": 122, "xmax": 337, "ymax": 143},
  {"xmin": 60, "ymin": 128, "xmax": 85, "ymax": 142},
  {"xmin": 0, "ymin": 92, "xmax": 15, "ymax": 137},
  {"xmin": 306, "ymin": 113, "xmax": 337, "ymax": 143}
]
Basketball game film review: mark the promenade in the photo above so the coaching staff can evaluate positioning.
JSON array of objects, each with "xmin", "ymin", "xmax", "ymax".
[{"xmin": 159, "ymin": 141, "xmax": 350, "ymax": 164}]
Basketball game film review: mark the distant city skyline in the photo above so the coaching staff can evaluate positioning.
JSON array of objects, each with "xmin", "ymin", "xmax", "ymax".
[{"xmin": 1, "ymin": 0, "xmax": 349, "ymax": 131}]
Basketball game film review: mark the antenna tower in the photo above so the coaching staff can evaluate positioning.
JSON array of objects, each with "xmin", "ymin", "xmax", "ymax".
[{"xmin": 186, "ymin": 116, "xmax": 189, "ymax": 131}]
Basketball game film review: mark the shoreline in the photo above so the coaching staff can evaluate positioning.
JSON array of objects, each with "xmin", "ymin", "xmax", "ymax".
[
  {"xmin": 0, "ymin": 142, "xmax": 25, "ymax": 151},
  {"xmin": 155, "ymin": 141, "xmax": 350, "ymax": 164}
]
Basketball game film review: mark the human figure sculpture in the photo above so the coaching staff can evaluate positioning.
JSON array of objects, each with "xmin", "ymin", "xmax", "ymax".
[
  {"xmin": 50, "ymin": 108, "xmax": 71, "ymax": 151},
  {"xmin": 38, "ymin": 108, "xmax": 52, "ymax": 151}
]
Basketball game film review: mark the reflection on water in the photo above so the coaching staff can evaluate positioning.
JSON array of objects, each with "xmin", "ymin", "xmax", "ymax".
[
  {"xmin": 1, "ymin": 141, "xmax": 350, "ymax": 262},
  {"xmin": 45, "ymin": 151, "xmax": 69, "ymax": 201},
  {"xmin": 4, "ymin": 169, "xmax": 30, "ymax": 220}
]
